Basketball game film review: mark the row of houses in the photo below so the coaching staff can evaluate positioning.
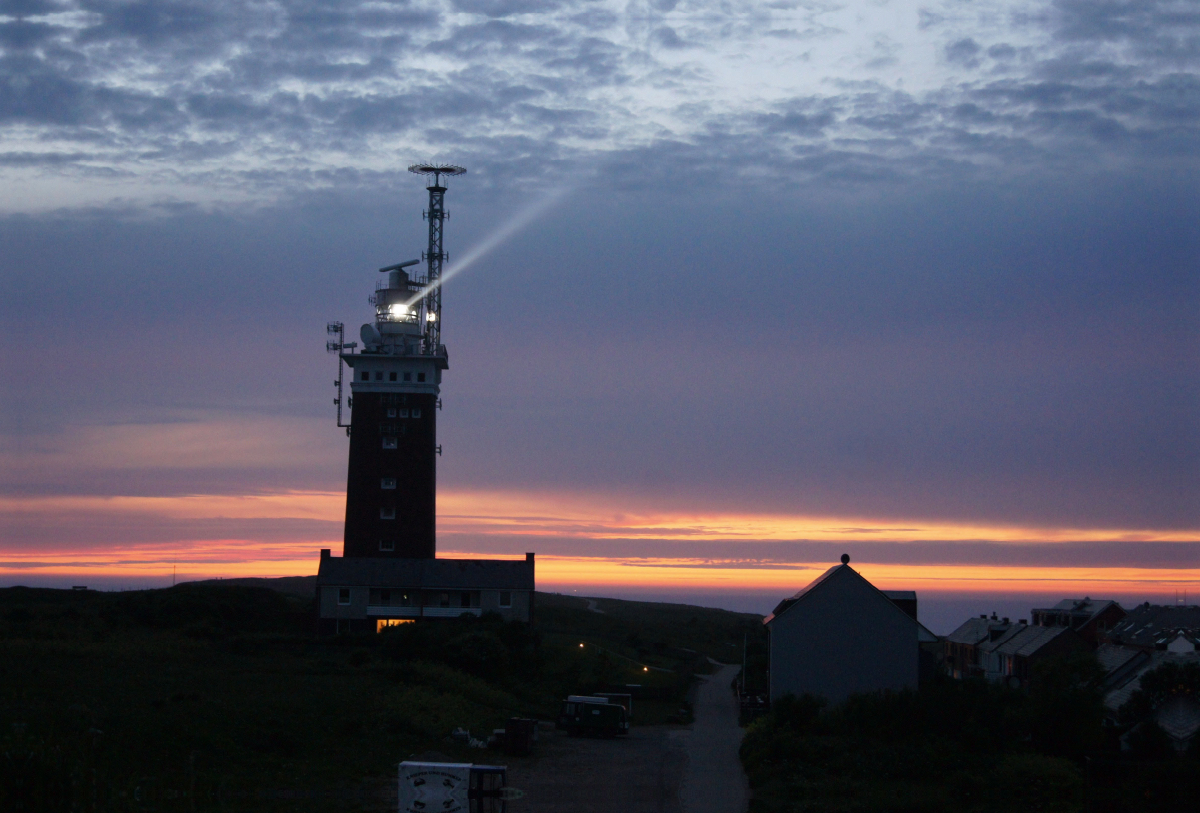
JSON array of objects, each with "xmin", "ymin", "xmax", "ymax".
[
  {"xmin": 944, "ymin": 598, "xmax": 1200, "ymax": 751},
  {"xmin": 763, "ymin": 566, "xmax": 1199, "ymax": 752}
]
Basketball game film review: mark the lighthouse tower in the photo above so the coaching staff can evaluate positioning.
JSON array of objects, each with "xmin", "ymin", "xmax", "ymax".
[{"xmin": 332, "ymin": 164, "xmax": 465, "ymax": 559}]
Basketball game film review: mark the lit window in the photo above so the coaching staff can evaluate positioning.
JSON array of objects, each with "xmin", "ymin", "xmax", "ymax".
[
  {"xmin": 499, "ymin": 591, "xmax": 512, "ymax": 608},
  {"xmin": 338, "ymin": 588, "xmax": 351, "ymax": 605},
  {"xmin": 375, "ymin": 371, "xmax": 384, "ymax": 381},
  {"xmin": 376, "ymin": 619, "xmax": 414, "ymax": 632},
  {"xmin": 382, "ymin": 437, "xmax": 397, "ymax": 449},
  {"xmin": 403, "ymin": 372, "xmax": 412, "ymax": 382},
  {"xmin": 380, "ymin": 507, "xmax": 396, "ymax": 519},
  {"xmin": 379, "ymin": 539, "xmax": 394, "ymax": 551},
  {"xmin": 361, "ymin": 372, "xmax": 369, "ymax": 381},
  {"xmin": 417, "ymin": 373, "xmax": 426, "ymax": 382},
  {"xmin": 389, "ymin": 372, "xmax": 397, "ymax": 381},
  {"xmin": 381, "ymin": 477, "xmax": 396, "ymax": 489}
]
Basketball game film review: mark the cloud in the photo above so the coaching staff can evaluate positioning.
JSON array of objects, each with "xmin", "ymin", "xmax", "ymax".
[{"xmin": 0, "ymin": 0, "xmax": 1194, "ymax": 208}]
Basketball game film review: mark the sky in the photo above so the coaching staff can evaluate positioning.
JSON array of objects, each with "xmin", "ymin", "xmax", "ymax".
[{"xmin": 0, "ymin": 0, "xmax": 1197, "ymax": 632}]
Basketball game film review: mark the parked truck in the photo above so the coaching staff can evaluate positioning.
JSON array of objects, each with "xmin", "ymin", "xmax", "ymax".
[{"xmin": 557, "ymin": 695, "xmax": 629, "ymax": 737}]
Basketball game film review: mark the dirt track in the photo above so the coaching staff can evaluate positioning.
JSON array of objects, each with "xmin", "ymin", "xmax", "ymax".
[{"xmin": 502, "ymin": 664, "xmax": 747, "ymax": 813}]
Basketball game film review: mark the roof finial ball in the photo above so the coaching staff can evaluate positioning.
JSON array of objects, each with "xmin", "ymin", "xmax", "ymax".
[{"xmin": 840, "ymin": 553, "xmax": 850, "ymax": 565}]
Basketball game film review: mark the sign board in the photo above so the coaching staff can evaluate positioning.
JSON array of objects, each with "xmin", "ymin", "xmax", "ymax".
[{"xmin": 398, "ymin": 762, "xmax": 472, "ymax": 813}]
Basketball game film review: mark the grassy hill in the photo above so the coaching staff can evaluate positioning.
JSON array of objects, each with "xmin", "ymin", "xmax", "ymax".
[{"xmin": 0, "ymin": 581, "xmax": 764, "ymax": 812}]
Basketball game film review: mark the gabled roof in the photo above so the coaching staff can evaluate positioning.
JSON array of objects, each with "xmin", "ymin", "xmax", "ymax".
[
  {"xmin": 1107, "ymin": 604, "xmax": 1200, "ymax": 648},
  {"xmin": 946, "ymin": 617, "xmax": 997, "ymax": 646},
  {"xmin": 763, "ymin": 563, "xmax": 938, "ymax": 641},
  {"xmin": 316, "ymin": 556, "xmax": 534, "ymax": 590},
  {"xmin": 766, "ymin": 564, "xmax": 841, "ymax": 621},
  {"xmin": 1096, "ymin": 643, "xmax": 1146, "ymax": 675},
  {"xmin": 1033, "ymin": 598, "xmax": 1120, "ymax": 621},
  {"xmin": 1105, "ymin": 651, "xmax": 1200, "ymax": 712},
  {"xmin": 977, "ymin": 623, "xmax": 1025, "ymax": 654},
  {"xmin": 994, "ymin": 624, "xmax": 1075, "ymax": 658}
]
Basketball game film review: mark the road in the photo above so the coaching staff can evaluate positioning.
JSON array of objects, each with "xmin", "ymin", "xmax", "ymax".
[
  {"xmin": 679, "ymin": 664, "xmax": 748, "ymax": 813},
  {"xmin": 503, "ymin": 664, "xmax": 747, "ymax": 813}
]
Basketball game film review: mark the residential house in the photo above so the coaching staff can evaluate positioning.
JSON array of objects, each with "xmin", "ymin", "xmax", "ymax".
[
  {"xmin": 1101, "ymin": 603, "xmax": 1200, "ymax": 653},
  {"xmin": 989, "ymin": 623, "xmax": 1087, "ymax": 687},
  {"xmin": 944, "ymin": 614, "xmax": 1014, "ymax": 679},
  {"xmin": 1030, "ymin": 597, "xmax": 1126, "ymax": 645},
  {"xmin": 764, "ymin": 555, "xmax": 938, "ymax": 704}
]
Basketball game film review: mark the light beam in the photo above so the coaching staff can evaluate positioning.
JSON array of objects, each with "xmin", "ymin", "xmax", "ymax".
[{"xmin": 404, "ymin": 186, "xmax": 572, "ymax": 309}]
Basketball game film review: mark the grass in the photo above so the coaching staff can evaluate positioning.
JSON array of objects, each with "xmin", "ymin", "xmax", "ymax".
[{"xmin": 0, "ymin": 582, "xmax": 764, "ymax": 811}]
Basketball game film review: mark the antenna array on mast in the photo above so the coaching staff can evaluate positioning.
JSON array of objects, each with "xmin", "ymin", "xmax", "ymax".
[{"xmin": 408, "ymin": 163, "xmax": 466, "ymax": 353}]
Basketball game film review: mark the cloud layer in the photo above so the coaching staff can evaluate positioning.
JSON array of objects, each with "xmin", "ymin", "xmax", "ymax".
[{"xmin": 2, "ymin": 0, "xmax": 1199, "ymax": 206}]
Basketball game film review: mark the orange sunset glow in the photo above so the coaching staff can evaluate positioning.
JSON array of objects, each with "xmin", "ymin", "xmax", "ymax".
[{"xmin": 3, "ymin": 488, "xmax": 1195, "ymax": 597}]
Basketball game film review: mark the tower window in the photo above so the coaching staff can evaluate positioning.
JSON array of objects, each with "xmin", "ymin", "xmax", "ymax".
[
  {"xmin": 499, "ymin": 591, "xmax": 512, "ymax": 608},
  {"xmin": 381, "ymin": 477, "xmax": 396, "ymax": 489},
  {"xmin": 403, "ymin": 372, "xmax": 412, "ymax": 382},
  {"xmin": 379, "ymin": 539, "xmax": 394, "ymax": 552},
  {"xmin": 361, "ymin": 372, "xmax": 369, "ymax": 381},
  {"xmin": 389, "ymin": 372, "xmax": 397, "ymax": 381},
  {"xmin": 411, "ymin": 408, "xmax": 421, "ymax": 419},
  {"xmin": 375, "ymin": 371, "xmax": 384, "ymax": 381},
  {"xmin": 338, "ymin": 588, "xmax": 351, "ymax": 605},
  {"xmin": 380, "ymin": 507, "xmax": 396, "ymax": 519},
  {"xmin": 382, "ymin": 437, "xmax": 397, "ymax": 449},
  {"xmin": 417, "ymin": 373, "xmax": 426, "ymax": 382}
]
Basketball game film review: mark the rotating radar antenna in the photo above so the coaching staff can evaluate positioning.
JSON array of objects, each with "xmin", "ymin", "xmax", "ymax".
[{"xmin": 408, "ymin": 163, "xmax": 467, "ymax": 352}]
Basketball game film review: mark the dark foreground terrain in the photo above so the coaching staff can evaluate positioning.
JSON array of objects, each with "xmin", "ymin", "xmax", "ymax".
[
  {"xmin": 0, "ymin": 583, "xmax": 763, "ymax": 812},
  {"xmin": 740, "ymin": 662, "xmax": 1200, "ymax": 813}
]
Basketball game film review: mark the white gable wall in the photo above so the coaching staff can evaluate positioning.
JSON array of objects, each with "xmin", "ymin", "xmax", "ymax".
[{"xmin": 768, "ymin": 567, "xmax": 919, "ymax": 704}]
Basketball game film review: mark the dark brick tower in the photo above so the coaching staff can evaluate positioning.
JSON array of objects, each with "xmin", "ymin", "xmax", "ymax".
[{"xmin": 328, "ymin": 164, "xmax": 464, "ymax": 559}]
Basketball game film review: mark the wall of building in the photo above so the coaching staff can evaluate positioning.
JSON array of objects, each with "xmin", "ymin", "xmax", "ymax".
[
  {"xmin": 343, "ymin": 388, "xmax": 439, "ymax": 559},
  {"xmin": 317, "ymin": 585, "xmax": 532, "ymax": 624},
  {"xmin": 769, "ymin": 570, "xmax": 918, "ymax": 704}
]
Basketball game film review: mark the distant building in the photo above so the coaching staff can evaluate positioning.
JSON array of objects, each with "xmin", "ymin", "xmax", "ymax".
[
  {"xmin": 1030, "ymin": 597, "xmax": 1125, "ymax": 645},
  {"xmin": 315, "ymin": 549, "xmax": 535, "ymax": 633},
  {"xmin": 763, "ymin": 556, "xmax": 938, "ymax": 704},
  {"xmin": 1101, "ymin": 602, "xmax": 1200, "ymax": 653},
  {"xmin": 1103, "ymin": 645, "xmax": 1200, "ymax": 753},
  {"xmin": 944, "ymin": 614, "xmax": 1014, "ymax": 679},
  {"xmin": 987, "ymin": 623, "xmax": 1088, "ymax": 687}
]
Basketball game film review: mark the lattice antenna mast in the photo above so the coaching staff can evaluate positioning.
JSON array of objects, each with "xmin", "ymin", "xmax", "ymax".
[{"xmin": 408, "ymin": 163, "xmax": 466, "ymax": 353}]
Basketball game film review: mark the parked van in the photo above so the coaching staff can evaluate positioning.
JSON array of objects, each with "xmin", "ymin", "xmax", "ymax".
[{"xmin": 558, "ymin": 695, "xmax": 629, "ymax": 737}]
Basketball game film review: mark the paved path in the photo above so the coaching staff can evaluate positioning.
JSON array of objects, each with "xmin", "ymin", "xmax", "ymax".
[
  {"xmin": 680, "ymin": 664, "xmax": 749, "ymax": 813},
  {"xmin": 504, "ymin": 726, "xmax": 685, "ymax": 813},
  {"xmin": 502, "ymin": 664, "xmax": 748, "ymax": 813}
]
